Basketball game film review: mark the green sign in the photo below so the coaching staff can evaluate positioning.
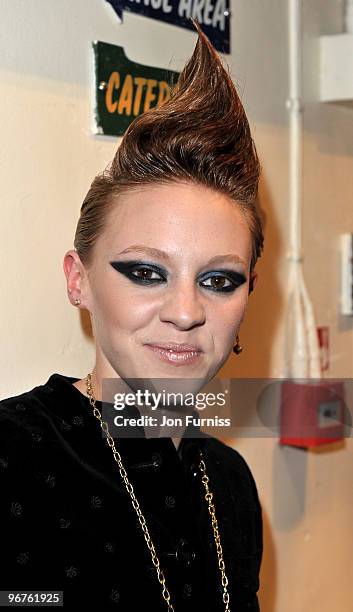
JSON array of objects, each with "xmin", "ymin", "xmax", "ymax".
[{"xmin": 92, "ymin": 41, "xmax": 180, "ymax": 137}]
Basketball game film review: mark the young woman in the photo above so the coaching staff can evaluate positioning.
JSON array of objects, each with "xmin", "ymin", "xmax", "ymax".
[{"xmin": 0, "ymin": 19, "xmax": 264, "ymax": 611}]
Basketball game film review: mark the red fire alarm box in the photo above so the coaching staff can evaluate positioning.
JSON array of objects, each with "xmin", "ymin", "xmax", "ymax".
[{"xmin": 279, "ymin": 379, "xmax": 345, "ymax": 448}]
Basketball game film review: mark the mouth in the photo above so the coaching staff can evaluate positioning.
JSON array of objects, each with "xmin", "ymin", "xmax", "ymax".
[{"xmin": 144, "ymin": 343, "xmax": 203, "ymax": 366}]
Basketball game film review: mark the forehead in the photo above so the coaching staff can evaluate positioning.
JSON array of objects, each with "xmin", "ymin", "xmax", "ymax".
[{"xmin": 98, "ymin": 181, "xmax": 252, "ymax": 265}]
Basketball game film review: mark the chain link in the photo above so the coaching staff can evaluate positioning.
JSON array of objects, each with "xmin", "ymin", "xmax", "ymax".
[
  {"xmin": 85, "ymin": 372, "xmax": 231, "ymax": 611},
  {"xmin": 199, "ymin": 456, "xmax": 231, "ymax": 610}
]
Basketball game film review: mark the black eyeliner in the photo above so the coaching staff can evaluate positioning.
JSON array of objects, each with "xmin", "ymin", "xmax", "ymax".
[
  {"xmin": 110, "ymin": 260, "xmax": 167, "ymax": 275},
  {"xmin": 109, "ymin": 260, "xmax": 167, "ymax": 285},
  {"xmin": 199, "ymin": 269, "xmax": 247, "ymax": 284},
  {"xmin": 109, "ymin": 260, "xmax": 247, "ymax": 292},
  {"xmin": 198, "ymin": 270, "xmax": 247, "ymax": 294}
]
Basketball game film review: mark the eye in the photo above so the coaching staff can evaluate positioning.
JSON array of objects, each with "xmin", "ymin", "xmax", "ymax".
[
  {"xmin": 109, "ymin": 261, "xmax": 167, "ymax": 284},
  {"xmin": 199, "ymin": 271, "xmax": 247, "ymax": 293},
  {"xmin": 110, "ymin": 261, "xmax": 246, "ymax": 293},
  {"xmin": 130, "ymin": 266, "xmax": 165, "ymax": 283},
  {"xmin": 201, "ymin": 276, "xmax": 233, "ymax": 291}
]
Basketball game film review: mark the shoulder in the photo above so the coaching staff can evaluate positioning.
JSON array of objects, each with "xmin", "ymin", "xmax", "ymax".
[
  {"xmin": 203, "ymin": 434, "xmax": 258, "ymax": 482},
  {"xmin": 0, "ymin": 383, "xmax": 38, "ymax": 415},
  {"xmin": 0, "ymin": 372, "xmax": 76, "ymax": 417},
  {"xmin": 0, "ymin": 384, "xmax": 42, "ymax": 407},
  {"xmin": 203, "ymin": 434, "xmax": 262, "ymax": 510},
  {"xmin": 0, "ymin": 387, "xmax": 41, "ymax": 446},
  {"xmin": 0, "ymin": 380, "xmax": 50, "ymax": 413},
  {"xmin": 0, "ymin": 377, "xmax": 61, "ymax": 443},
  {"xmin": 202, "ymin": 435, "xmax": 263, "ymax": 568}
]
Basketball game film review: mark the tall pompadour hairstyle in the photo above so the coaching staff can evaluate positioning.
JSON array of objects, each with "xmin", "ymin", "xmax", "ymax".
[{"xmin": 74, "ymin": 18, "xmax": 264, "ymax": 293}]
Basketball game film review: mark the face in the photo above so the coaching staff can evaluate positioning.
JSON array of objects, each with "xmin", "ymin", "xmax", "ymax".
[{"xmin": 64, "ymin": 181, "xmax": 257, "ymax": 394}]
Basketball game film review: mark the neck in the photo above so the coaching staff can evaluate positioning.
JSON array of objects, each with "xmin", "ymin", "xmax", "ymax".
[
  {"xmin": 74, "ymin": 373, "xmax": 183, "ymax": 452},
  {"xmin": 172, "ymin": 437, "xmax": 181, "ymax": 451}
]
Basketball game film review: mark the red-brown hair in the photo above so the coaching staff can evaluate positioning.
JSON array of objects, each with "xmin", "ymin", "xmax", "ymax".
[{"xmin": 74, "ymin": 19, "xmax": 264, "ymax": 293}]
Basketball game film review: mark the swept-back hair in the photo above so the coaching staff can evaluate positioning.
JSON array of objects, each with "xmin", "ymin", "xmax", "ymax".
[{"xmin": 74, "ymin": 18, "xmax": 264, "ymax": 292}]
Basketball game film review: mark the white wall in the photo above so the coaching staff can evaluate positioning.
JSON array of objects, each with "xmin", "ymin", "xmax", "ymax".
[{"xmin": 1, "ymin": 1, "xmax": 352, "ymax": 610}]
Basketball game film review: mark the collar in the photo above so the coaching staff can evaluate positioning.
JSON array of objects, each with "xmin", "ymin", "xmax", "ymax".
[{"xmin": 43, "ymin": 373, "xmax": 209, "ymax": 463}]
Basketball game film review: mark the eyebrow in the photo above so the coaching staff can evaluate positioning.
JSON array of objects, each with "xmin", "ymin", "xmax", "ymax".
[{"xmin": 115, "ymin": 245, "xmax": 246, "ymax": 266}]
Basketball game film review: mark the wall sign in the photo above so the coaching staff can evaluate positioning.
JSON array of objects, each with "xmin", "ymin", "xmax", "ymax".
[
  {"xmin": 105, "ymin": 0, "xmax": 230, "ymax": 54},
  {"xmin": 92, "ymin": 41, "xmax": 180, "ymax": 137}
]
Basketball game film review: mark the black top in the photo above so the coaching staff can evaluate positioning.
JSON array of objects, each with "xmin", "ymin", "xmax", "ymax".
[{"xmin": 0, "ymin": 373, "xmax": 262, "ymax": 611}]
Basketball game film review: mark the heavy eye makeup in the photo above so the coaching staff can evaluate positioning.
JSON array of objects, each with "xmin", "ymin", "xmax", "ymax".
[{"xmin": 109, "ymin": 260, "xmax": 247, "ymax": 294}]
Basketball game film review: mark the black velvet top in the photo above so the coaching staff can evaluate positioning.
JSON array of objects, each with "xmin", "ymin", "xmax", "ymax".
[{"xmin": 0, "ymin": 373, "xmax": 262, "ymax": 611}]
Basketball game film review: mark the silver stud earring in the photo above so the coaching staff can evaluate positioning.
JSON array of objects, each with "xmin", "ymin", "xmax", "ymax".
[{"xmin": 74, "ymin": 298, "xmax": 81, "ymax": 306}]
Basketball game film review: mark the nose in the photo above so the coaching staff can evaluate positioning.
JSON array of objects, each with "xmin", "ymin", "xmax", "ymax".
[{"xmin": 159, "ymin": 281, "xmax": 206, "ymax": 330}]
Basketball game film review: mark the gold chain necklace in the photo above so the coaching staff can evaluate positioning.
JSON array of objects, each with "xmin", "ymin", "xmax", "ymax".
[{"xmin": 85, "ymin": 372, "xmax": 231, "ymax": 611}]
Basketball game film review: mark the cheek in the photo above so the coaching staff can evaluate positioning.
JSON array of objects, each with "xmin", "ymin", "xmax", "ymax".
[
  {"xmin": 94, "ymin": 282, "xmax": 157, "ymax": 335},
  {"xmin": 210, "ymin": 299, "xmax": 247, "ymax": 352}
]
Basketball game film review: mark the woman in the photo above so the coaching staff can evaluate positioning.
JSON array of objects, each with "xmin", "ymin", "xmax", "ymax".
[{"xmin": 0, "ymin": 19, "xmax": 264, "ymax": 611}]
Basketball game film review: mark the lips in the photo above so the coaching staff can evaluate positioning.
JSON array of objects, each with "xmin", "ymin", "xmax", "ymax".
[
  {"xmin": 145, "ymin": 342, "xmax": 202, "ymax": 353},
  {"xmin": 145, "ymin": 343, "xmax": 203, "ymax": 366}
]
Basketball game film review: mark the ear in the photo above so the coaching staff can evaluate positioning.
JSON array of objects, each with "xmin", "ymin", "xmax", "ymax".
[
  {"xmin": 249, "ymin": 270, "xmax": 258, "ymax": 294},
  {"xmin": 63, "ymin": 249, "xmax": 89, "ymax": 309}
]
